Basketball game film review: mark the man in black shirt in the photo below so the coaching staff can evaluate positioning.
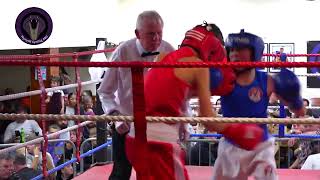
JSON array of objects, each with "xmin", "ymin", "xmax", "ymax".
[{"xmin": 9, "ymin": 153, "xmax": 41, "ymax": 180}]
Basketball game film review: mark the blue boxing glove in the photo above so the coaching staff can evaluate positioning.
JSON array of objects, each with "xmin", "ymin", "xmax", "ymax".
[
  {"xmin": 272, "ymin": 68, "xmax": 303, "ymax": 110},
  {"xmin": 210, "ymin": 67, "xmax": 236, "ymax": 96}
]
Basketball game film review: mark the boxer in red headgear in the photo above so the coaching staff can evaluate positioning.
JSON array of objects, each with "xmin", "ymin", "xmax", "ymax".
[{"xmin": 125, "ymin": 22, "xmax": 265, "ymax": 180}]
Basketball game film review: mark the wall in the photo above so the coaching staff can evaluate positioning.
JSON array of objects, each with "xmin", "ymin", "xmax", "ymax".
[
  {"xmin": 0, "ymin": 66, "xmax": 30, "ymax": 94},
  {"xmin": 0, "ymin": 65, "xmax": 97, "ymax": 95},
  {"xmin": 0, "ymin": 0, "xmax": 319, "ymax": 98}
]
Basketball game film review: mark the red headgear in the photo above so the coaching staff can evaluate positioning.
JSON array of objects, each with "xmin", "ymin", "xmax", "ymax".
[{"xmin": 181, "ymin": 23, "xmax": 225, "ymax": 62}]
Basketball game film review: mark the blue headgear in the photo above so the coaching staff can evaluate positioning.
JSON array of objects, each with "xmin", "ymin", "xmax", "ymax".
[{"xmin": 225, "ymin": 29, "xmax": 264, "ymax": 61}]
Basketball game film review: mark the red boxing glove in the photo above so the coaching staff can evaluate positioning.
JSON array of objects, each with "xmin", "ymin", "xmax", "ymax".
[
  {"xmin": 221, "ymin": 124, "xmax": 264, "ymax": 151},
  {"xmin": 210, "ymin": 67, "xmax": 236, "ymax": 96}
]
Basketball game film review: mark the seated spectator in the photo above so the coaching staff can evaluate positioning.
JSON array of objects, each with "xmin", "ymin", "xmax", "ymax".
[
  {"xmin": 9, "ymin": 153, "xmax": 41, "ymax": 180},
  {"xmin": 301, "ymin": 141, "xmax": 320, "ymax": 170},
  {"xmin": 64, "ymin": 130, "xmax": 93, "ymax": 171},
  {"xmin": 289, "ymin": 126, "xmax": 320, "ymax": 169},
  {"xmin": 3, "ymin": 105, "xmax": 42, "ymax": 143},
  {"xmin": 56, "ymin": 159, "xmax": 73, "ymax": 180},
  {"xmin": 0, "ymin": 153, "xmax": 14, "ymax": 180},
  {"xmin": 47, "ymin": 124, "xmax": 64, "ymax": 165},
  {"xmin": 25, "ymin": 134, "xmax": 56, "ymax": 179},
  {"xmin": 301, "ymin": 153, "xmax": 320, "ymax": 170}
]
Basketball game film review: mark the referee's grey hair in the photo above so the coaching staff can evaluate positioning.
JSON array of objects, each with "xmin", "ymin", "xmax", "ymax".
[{"xmin": 136, "ymin": 10, "xmax": 163, "ymax": 30}]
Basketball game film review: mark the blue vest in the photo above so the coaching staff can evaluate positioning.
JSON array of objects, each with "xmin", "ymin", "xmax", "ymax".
[{"xmin": 221, "ymin": 70, "xmax": 270, "ymax": 141}]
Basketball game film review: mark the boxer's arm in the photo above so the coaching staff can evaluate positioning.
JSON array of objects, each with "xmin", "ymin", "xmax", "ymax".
[
  {"xmin": 194, "ymin": 67, "xmax": 236, "ymax": 132},
  {"xmin": 195, "ymin": 67, "xmax": 216, "ymax": 118}
]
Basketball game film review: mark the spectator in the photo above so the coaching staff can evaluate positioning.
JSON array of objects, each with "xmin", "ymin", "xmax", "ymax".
[
  {"xmin": 25, "ymin": 134, "xmax": 55, "ymax": 179},
  {"xmin": 56, "ymin": 159, "xmax": 73, "ymax": 180},
  {"xmin": 59, "ymin": 67, "xmax": 72, "ymax": 95},
  {"xmin": 0, "ymin": 153, "xmax": 14, "ymax": 180},
  {"xmin": 3, "ymin": 105, "xmax": 42, "ymax": 143},
  {"xmin": 81, "ymin": 90, "xmax": 93, "ymax": 104},
  {"xmin": 64, "ymin": 130, "xmax": 93, "ymax": 171},
  {"xmin": 9, "ymin": 153, "xmax": 41, "ymax": 180},
  {"xmin": 64, "ymin": 93, "xmax": 77, "ymax": 127},
  {"xmin": 215, "ymin": 98, "xmax": 222, "ymax": 115},
  {"xmin": 303, "ymin": 98, "xmax": 314, "ymax": 117},
  {"xmin": 83, "ymin": 96, "xmax": 95, "ymax": 116},
  {"xmin": 301, "ymin": 140, "xmax": 320, "ymax": 170},
  {"xmin": 64, "ymin": 93, "xmax": 90, "ymax": 139},
  {"xmin": 46, "ymin": 76, "xmax": 64, "ymax": 114},
  {"xmin": 47, "ymin": 124, "xmax": 64, "ymax": 165}
]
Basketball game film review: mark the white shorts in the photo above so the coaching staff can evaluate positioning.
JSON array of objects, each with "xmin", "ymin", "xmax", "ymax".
[{"xmin": 213, "ymin": 137, "xmax": 278, "ymax": 180}]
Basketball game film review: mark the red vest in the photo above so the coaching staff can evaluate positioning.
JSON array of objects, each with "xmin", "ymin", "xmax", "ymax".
[{"xmin": 144, "ymin": 47, "xmax": 194, "ymax": 118}]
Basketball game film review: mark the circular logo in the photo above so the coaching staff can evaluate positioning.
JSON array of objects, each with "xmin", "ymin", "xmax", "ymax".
[
  {"xmin": 15, "ymin": 7, "xmax": 53, "ymax": 45},
  {"xmin": 248, "ymin": 86, "xmax": 263, "ymax": 103}
]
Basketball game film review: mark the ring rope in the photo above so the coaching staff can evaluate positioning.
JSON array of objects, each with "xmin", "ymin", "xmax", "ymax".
[
  {"xmin": 0, "ymin": 79, "xmax": 102, "ymax": 102},
  {"xmin": 73, "ymin": 54, "xmax": 82, "ymax": 162},
  {"xmin": 0, "ymin": 48, "xmax": 116, "ymax": 61},
  {"xmin": 0, "ymin": 113, "xmax": 318, "ymax": 124},
  {"xmin": 1, "ymin": 61, "xmax": 320, "ymax": 68},
  {"xmin": 36, "ymin": 64, "xmax": 49, "ymax": 177},
  {"xmin": 0, "ymin": 121, "xmax": 93, "ymax": 155},
  {"xmin": 0, "ymin": 50, "xmax": 316, "ymax": 61}
]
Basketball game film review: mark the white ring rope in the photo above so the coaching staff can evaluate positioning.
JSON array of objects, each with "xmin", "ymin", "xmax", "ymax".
[
  {"xmin": 0, "ymin": 121, "xmax": 93, "ymax": 154},
  {"xmin": 0, "ymin": 79, "xmax": 102, "ymax": 102},
  {"xmin": 0, "ymin": 113, "xmax": 318, "ymax": 124}
]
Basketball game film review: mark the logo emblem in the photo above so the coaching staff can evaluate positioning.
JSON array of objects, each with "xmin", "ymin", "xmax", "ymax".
[
  {"xmin": 248, "ymin": 86, "xmax": 263, "ymax": 103},
  {"xmin": 15, "ymin": 7, "xmax": 53, "ymax": 45}
]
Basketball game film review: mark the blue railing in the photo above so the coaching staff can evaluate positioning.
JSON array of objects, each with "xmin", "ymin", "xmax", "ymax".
[{"xmin": 32, "ymin": 140, "xmax": 112, "ymax": 180}]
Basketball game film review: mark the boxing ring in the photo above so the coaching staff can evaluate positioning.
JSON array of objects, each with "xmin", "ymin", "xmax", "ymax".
[
  {"xmin": 0, "ymin": 48, "xmax": 320, "ymax": 179},
  {"xmin": 74, "ymin": 165, "xmax": 320, "ymax": 180}
]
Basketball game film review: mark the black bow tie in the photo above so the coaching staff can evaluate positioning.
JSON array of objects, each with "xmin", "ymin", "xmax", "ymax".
[{"xmin": 141, "ymin": 51, "xmax": 160, "ymax": 57}]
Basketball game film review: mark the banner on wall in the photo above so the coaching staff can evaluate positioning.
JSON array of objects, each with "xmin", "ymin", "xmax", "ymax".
[{"xmin": 307, "ymin": 41, "xmax": 320, "ymax": 88}]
